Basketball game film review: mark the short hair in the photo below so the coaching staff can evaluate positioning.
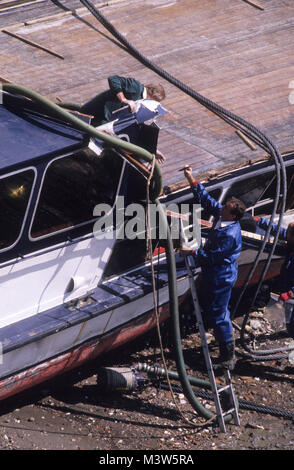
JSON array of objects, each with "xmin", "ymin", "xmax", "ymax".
[
  {"xmin": 226, "ymin": 197, "xmax": 246, "ymax": 221},
  {"xmin": 145, "ymin": 84, "xmax": 166, "ymax": 102}
]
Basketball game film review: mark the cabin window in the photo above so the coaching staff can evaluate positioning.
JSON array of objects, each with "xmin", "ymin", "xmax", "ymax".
[
  {"xmin": 31, "ymin": 149, "xmax": 123, "ymax": 238},
  {"xmin": 0, "ymin": 169, "xmax": 35, "ymax": 250},
  {"xmin": 103, "ymin": 238, "xmax": 147, "ymax": 278},
  {"xmin": 243, "ymin": 164, "xmax": 294, "ymax": 216},
  {"xmin": 224, "ymin": 171, "xmax": 274, "ymax": 209},
  {"xmin": 103, "ymin": 235, "xmax": 164, "ymax": 279}
]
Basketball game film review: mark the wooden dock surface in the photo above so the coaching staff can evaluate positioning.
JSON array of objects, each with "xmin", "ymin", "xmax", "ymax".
[{"xmin": 1, "ymin": 0, "xmax": 294, "ymax": 192}]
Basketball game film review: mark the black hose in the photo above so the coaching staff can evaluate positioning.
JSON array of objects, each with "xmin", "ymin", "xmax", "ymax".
[
  {"xmin": 158, "ymin": 382, "xmax": 294, "ymax": 421},
  {"xmin": 76, "ymin": 0, "xmax": 288, "ymax": 359},
  {"xmin": 138, "ymin": 363, "xmax": 294, "ymax": 421}
]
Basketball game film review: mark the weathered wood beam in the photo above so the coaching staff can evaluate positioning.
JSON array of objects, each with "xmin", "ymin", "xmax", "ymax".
[
  {"xmin": 241, "ymin": 0, "xmax": 264, "ymax": 11},
  {"xmin": 235, "ymin": 130, "xmax": 257, "ymax": 151},
  {"xmin": 1, "ymin": 29, "xmax": 65, "ymax": 59},
  {"xmin": 0, "ymin": 76, "xmax": 13, "ymax": 83}
]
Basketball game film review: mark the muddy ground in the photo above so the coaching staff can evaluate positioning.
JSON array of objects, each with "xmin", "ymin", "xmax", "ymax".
[{"xmin": 0, "ymin": 298, "xmax": 293, "ymax": 454}]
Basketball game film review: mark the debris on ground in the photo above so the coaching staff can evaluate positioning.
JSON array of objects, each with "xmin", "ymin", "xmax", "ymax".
[{"xmin": 0, "ymin": 301, "xmax": 293, "ymax": 451}]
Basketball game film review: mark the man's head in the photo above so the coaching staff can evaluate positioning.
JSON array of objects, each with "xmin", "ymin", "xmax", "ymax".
[
  {"xmin": 146, "ymin": 84, "xmax": 166, "ymax": 102},
  {"xmin": 221, "ymin": 197, "xmax": 246, "ymax": 222},
  {"xmin": 286, "ymin": 222, "xmax": 294, "ymax": 249}
]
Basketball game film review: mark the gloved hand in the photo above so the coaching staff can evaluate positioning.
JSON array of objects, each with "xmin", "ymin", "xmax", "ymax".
[
  {"xmin": 177, "ymin": 245, "xmax": 197, "ymax": 257},
  {"xmin": 279, "ymin": 290, "xmax": 294, "ymax": 302}
]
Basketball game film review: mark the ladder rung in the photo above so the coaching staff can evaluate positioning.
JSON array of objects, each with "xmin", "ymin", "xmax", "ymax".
[{"xmin": 221, "ymin": 408, "xmax": 237, "ymax": 417}]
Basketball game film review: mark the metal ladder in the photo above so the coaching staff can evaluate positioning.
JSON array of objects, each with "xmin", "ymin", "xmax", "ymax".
[{"xmin": 179, "ymin": 219, "xmax": 240, "ymax": 432}]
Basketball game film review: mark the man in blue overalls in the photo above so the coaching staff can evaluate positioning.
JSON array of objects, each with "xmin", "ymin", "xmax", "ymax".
[
  {"xmin": 179, "ymin": 166, "xmax": 246, "ymax": 370},
  {"xmin": 256, "ymin": 218, "xmax": 294, "ymax": 339}
]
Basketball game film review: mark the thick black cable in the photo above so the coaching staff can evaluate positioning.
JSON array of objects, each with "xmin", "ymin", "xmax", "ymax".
[
  {"xmin": 139, "ymin": 363, "xmax": 294, "ymax": 420},
  {"xmin": 75, "ymin": 0, "xmax": 289, "ymax": 360},
  {"xmin": 238, "ymin": 160, "xmax": 290, "ymax": 359}
]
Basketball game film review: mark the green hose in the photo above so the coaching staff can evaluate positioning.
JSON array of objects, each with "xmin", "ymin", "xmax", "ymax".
[
  {"xmin": 155, "ymin": 201, "xmax": 221, "ymax": 422},
  {"xmin": 2, "ymin": 83, "xmax": 232, "ymax": 424},
  {"xmin": 2, "ymin": 83, "xmax": 162, "ymax": 200},
  {"xmin": 137, "ymin": 362, "xmax": 213, "ymax": 390}
]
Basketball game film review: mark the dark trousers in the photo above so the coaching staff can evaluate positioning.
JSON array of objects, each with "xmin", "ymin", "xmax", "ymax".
[
  {"xmin": 80, "ymin": 90, "xmax": 112, "ymax": 124},
  {"xmin": 199, "ymin": 278, "xmax": 234, "ymax": 344}
]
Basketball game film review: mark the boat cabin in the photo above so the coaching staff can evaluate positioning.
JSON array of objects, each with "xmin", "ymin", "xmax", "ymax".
[
  {"xmin": 0, "ymin": 89, "xmax": 293, "ymax": 401},
  {"xmin": 1, "ymin": 90, "xmax": 294, "ymax": 330},
  {"xmin": 0, "ymin": 92, "xmax": 128, "ymax": 328}
]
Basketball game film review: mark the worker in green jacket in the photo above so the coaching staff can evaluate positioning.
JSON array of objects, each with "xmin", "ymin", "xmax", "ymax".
[
  {"xmin": 81, "ymin": 75, "xmax": 166, "ymax": 123},
  {"xmin": 80, "ymin": 75, "xmax": 166, "ymax": 163}
]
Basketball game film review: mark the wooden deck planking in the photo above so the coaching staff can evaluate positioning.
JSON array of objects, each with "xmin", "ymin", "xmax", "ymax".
[{"xmin": 0, "ymin": 0, "xmax": 294, "ymax": 192}]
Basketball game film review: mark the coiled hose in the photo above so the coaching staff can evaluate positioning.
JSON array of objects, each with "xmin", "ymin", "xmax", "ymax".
[{"xmin": 77, "ymin": 0, "xmax": 292, "ymax": 360}]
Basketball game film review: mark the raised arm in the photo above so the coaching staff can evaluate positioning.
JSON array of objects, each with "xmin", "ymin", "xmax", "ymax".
[{"xmin": 184, "ymin": 166, "xmax": 221, "ymax": 219}]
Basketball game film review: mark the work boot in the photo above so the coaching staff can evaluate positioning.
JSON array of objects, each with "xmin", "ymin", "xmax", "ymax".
[{"xmin": 213, "ymin": 340, "xmax": 236, "ymax": 371}]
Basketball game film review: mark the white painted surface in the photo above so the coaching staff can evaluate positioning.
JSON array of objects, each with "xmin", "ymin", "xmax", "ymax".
[{"xmin": 0, "ymin": 234, "xmax": 116, "ymax": 328}]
